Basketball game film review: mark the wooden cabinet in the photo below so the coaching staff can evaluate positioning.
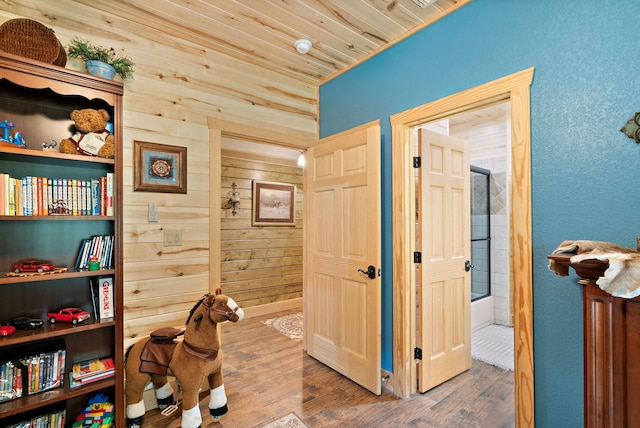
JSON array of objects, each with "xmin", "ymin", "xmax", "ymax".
[
  {"xmin": 548, "ymin": 254, "xmax": 640, "ymax": 428},
  {"xmin": 0, "ymin": 52, "xmax": 123, "ymax": 426}
]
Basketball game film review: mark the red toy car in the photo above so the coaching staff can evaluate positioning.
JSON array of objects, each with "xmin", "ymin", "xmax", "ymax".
[
  {"xmin": 12, "ymin": 259, "xmax": 55, "ymax": 273},
  {"xmin": 0, "ymin": 325, "xmax": 16, "ymax": 336},
  {"xmin": 48, "ymin": 308, "xmax": 91, "ymax": 325}
]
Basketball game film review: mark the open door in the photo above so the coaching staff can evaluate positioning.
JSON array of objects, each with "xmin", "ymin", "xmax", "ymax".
[
  {"xmin": 303, "ymin": 120, "xmax": 382, "ymax": 394},
  {"xmin": 417, "ymin": 129, "xmax": 471, "ymax": 392}
]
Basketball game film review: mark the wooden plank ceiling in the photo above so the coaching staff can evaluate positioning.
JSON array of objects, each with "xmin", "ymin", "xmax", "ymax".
[{"xmin": 78, "ymin": 0, "xmax": 471, "ymax": 85}]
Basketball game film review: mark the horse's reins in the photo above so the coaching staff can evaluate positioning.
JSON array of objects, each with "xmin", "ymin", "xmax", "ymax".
[
  {"xmin": 183, "ymin": 296, "xmax": 239, "ymax": 361},
  {"xmin": 202, "ymin": 296, "xmax": 241, "ymax": 320}
]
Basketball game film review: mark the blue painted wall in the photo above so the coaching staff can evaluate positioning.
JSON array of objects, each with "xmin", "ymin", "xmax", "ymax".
[{"xmin": 318, "ymin": 0, "xmax": 640, "ymax": 425}]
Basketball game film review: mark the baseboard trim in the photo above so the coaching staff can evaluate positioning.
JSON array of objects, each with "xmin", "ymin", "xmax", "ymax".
[{"xmin": 242, "ymin": 298, "xmax": 302, "ymax": 319}]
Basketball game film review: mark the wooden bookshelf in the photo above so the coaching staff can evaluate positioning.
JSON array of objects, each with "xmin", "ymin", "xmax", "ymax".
[{"xmin": 0, "ymin": 51, "xmax": 123, "ymax": 426}]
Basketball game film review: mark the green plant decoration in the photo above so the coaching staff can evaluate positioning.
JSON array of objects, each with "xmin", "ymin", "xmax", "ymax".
[{"xmin": 67, "ymin": 36, "xmax": 135, "ymax": 80}]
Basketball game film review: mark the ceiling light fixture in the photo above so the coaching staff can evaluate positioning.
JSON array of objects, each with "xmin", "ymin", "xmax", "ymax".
[{"xmin": 294, "ymin": 39, "xmax": 312, "ymax": 54}]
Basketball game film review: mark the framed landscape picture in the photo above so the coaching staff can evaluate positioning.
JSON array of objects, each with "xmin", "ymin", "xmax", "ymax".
[
  {"xmin": 252, "ymin": 180, "xmax": 296, "ymax": 226},
  {"xmin": 133, "ymin": 141, "xmax": 187, "ymax": 194}
]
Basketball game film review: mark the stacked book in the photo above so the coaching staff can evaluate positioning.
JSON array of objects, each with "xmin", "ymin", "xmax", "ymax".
[{"xmin": 69, "ymin": 357, "xmax": 115, "ymax": 388}]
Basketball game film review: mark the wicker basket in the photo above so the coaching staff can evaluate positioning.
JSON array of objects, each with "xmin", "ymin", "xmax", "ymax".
[{"xmin": 0, "ymin": 18, "xmax": 66, "ymax": 66}]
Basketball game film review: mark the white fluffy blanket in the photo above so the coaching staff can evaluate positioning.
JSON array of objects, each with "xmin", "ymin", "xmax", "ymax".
[{"xmin": 549, "ymin": 240, "xmax": 640, "ymax": 299}]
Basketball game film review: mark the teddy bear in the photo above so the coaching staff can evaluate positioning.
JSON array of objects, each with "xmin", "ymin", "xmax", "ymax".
[{"xmin": 59, "ymin": 108, "xmax": 115, "ymax": 158}]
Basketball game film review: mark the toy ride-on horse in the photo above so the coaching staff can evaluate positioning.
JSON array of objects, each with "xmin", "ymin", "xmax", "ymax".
[{"xmin": 124, "ymin": 288, "xmax": 244, "ymax": 428}]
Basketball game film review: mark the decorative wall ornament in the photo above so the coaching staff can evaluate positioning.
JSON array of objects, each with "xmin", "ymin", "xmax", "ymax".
[
  {"xmin": 620, "ymin": 112, "xmax": 640, "ymax": 142},
  {"xmin": 133, "ymin": 140, "xmax": 187, "ymax": 193},
  {"xmin": 252, "ymin": 180, "xmax": 296, "ymax": 226},
  {"xmin": 226, "ymin": 182, "xmax": 240, "ymax": 216}
]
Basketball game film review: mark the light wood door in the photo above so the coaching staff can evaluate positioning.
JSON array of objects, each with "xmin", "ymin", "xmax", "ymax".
[
  {"xmin": 418, "ymin": 129, "xmax": 471, "ymax": 392},
  {"xmin": 304, "ymin": 120, "xmax": 382, "ymax": 395}
]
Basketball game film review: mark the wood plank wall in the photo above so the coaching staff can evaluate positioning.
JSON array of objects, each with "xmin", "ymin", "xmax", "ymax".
[
  {"xmin": 0, "ymin": 2, "xmax": 316, "ymax": 349},
  {"xmin": 220, "ymin": 151, "xmax": 303, "ymax": 308}
]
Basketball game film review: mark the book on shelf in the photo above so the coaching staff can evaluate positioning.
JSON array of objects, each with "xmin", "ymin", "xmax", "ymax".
[
  {"xmin": 91, "ymin": 178, "xmax": 101, "ymax": 215},
  {"xmin": 0, "ymin": 172, "xmax": 5, "ymax": 215},
  {"xmin": 90, "ymin": 276, "xmax": 114, "ymax": 320},
  {"xmin": 0, "ymin": 172, "xmax": 112, "ymax": 217},
  {"xmin": 0, "ymin": 346, "xmax": 66, "ymax": 402},
  {"xmin": 106, "ymin": 172, "xmax": 114, "ymax": 216},
  {"xmin": 5, "ymin": 409, "xmax": 66, "ymax": 428},
  {"xmin": 71, "ymin": 356, "xmax": 115, "ymax": 379},
  {"xmin": 68, "ymin": 368, "xmax": 115, "ymax": 388},
  {"xmin": 69, "ymin": 357, "xmax": 115, "ymax": 388},
  {"xmin": 74, "ymin": 235, "xmax": 114, "ymax": 270},
  {"xmin": 0, "ymin": 172, "xmax": 12, "ymax": 215}
]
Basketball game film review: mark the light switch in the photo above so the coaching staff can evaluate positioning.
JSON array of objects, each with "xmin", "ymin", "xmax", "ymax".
[
  {"xmin": 164, "ymin": 229, "xmax": 182, "ymax": 247},
  {"xmin": 148, "ymin": 202, "xmax": 158, "ymax": 222}
]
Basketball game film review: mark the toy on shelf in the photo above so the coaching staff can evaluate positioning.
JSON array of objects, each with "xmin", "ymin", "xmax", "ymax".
[
  {"xmin": 7, "ymin": 259, "xmax": 68, "ymax": 277},
  {"xmin": 12, "ymin": 259, "xmax": 55, "ymax": 273},
  {"xmin": 59, "ymin": 109, "xmax": 115, "ymax": 158},
  {"xmin": 73, "ymin": 393, "xmax": 114, "ymax": 427},
  {"xmin": 49, "ymin": 199, "xmax": 69, "ymax": 215},
  {"xmin": 48, "ymin": 307, "xmax": 91, "ymax": 324},
  {"xmin": 5, "ymin": 316, "xmax": 44, "ymax": 330},
  {"xmin": 0, "ymin": 120, "xmax": 27, "ymax": 148},
  {"xmin": 42, "ymin": 139, "xmax": 58, "ymax": 152},
  {"xmin": 0, "ymin": 325, "xmax": 16, "ymax": 336}
]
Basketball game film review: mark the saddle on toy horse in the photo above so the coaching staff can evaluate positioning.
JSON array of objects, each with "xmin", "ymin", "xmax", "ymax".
[{"xmin": 139, "ymin": 327, "xmax": 184, "ymax": 376}]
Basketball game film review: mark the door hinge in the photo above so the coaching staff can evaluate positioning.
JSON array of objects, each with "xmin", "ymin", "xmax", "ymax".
[
  {"xmin": 413, "ymin": 252, "xmax": 422, "ymax": 263},
  {"xmin": 413, "ymin": 156, "xmax": 421, "ymax": 168},
  {"xmin": 414, "ymin": 347, "xmax": 422, "ymax": 360}
]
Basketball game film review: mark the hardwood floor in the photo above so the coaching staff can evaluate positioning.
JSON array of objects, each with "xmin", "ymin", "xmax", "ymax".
[{"xmin": 140, "ymin": 309, "xmax": 514, "ymax": 428}]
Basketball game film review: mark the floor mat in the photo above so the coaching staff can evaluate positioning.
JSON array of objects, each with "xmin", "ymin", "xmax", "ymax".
[
  {"xmin": 471, "ymin": 324, "xmax": 514, "ymax": 371},
  {"xmin": 263, "ymin": 312, "xmax": 303, "ymax": 341},
  {"xmin": 259, "ymin": 412, "xmax": 309, "ymax": 428}
]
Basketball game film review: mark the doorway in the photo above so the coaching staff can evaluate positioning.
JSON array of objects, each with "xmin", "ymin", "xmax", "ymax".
[{"xmin": 390, "ymin": 68, "xmax": 534, "ymax": 427}]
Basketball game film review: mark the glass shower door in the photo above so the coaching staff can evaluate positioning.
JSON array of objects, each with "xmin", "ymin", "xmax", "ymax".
[{"xmin": 471, "ymin": 166, "xmax": 491, "ymax": 301}]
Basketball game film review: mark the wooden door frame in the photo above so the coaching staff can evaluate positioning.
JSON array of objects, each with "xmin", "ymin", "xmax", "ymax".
[
  {"xmin": 390, "ymin": 68, "xmax": 535, "ymax": 427},
  {"xmin": 206, "ymin": 117, "xmax": 313, "ymax": 294}
]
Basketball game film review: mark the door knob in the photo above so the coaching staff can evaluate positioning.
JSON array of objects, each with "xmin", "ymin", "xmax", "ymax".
[
  {"xmin": 358, "ymin": 265, "xmax": 377, "ymax": 279},
  {"xmin": 465, "ymin": 260, "xmax": 474, "ymax": 272}
]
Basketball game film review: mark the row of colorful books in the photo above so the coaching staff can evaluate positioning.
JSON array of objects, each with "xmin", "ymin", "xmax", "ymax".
[
  {"xmin": 0, "ymin": 172, "xmax": 113, "ymax": 217},
  {"xmin": 6, "ymin": 409, "xmax": 66, "ymax": 428},
  {"xmin": 0, "ymin": 348, "xmax": 66, "ymax": 403},
  {"xmin": 69, "ymin": 357, "xmax": 115, "ymax": 388},
  {"xmin": 75, "ymin": 236, "xmax": 115, "ymax": 271}
]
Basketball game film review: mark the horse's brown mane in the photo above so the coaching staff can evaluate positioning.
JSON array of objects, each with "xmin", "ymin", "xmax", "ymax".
[{"xmin": 185, "ymin": 294, "xmax": 208, "ymax": 324}]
